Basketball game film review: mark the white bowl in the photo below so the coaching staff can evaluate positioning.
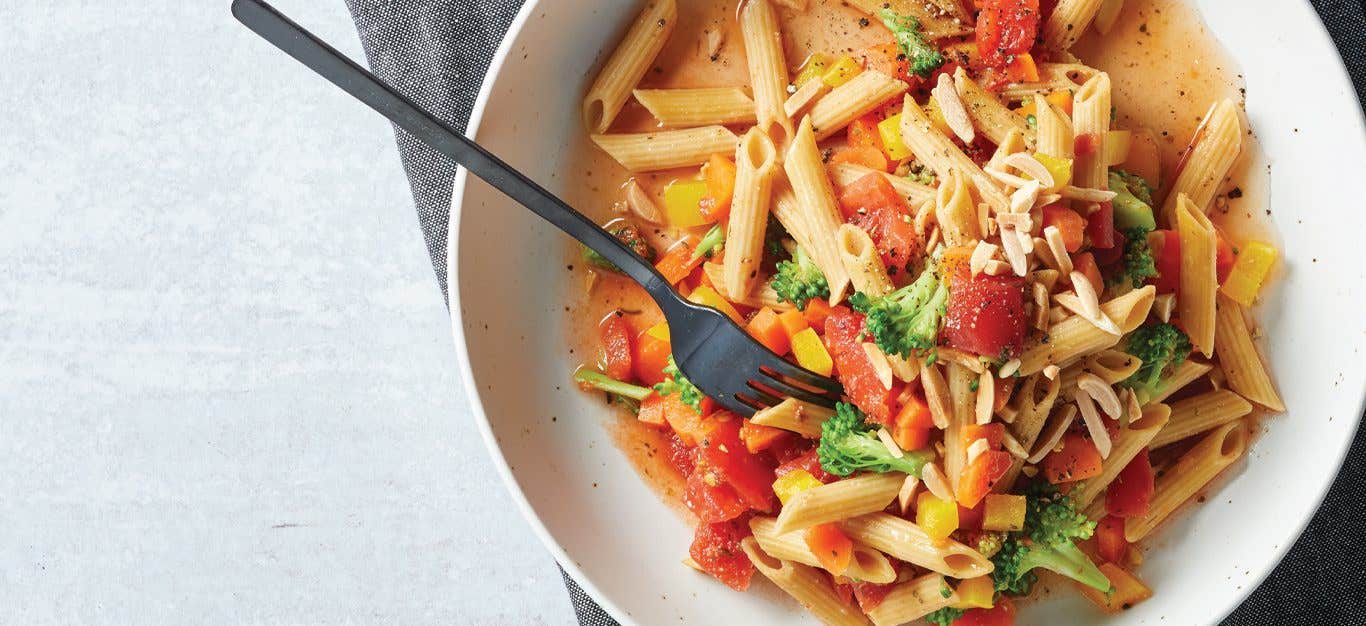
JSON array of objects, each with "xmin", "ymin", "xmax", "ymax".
[{"xmin": 447, "ymin": 1, "xmax": 1366, "ymax": 623}]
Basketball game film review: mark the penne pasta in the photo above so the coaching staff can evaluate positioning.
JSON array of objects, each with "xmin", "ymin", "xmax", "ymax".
[
  {"xmin": 749, "ymin": 517, "xmax": 898, "ymax": 584},
  {"xmin": 1125, "ymin": 420, "xmax": 1248, "ymax": 542},
  {"xmin": 1174, "ymin": 193, "xmax": 1218, "ymax": 357},
  {"xmin": 1213, "ymin": 296, "xmax": 1285, "ymax": 411},
  {"xmin": 1000, "ymin": 63, "xmax": 1102, "ymax": 100},
  {"xmin": 740, "ymin": 0, "xmax": 795, "ymax": 146},
  {"xmin": 865, "ymin": 573, "xmax": 960, "ymax": 626},
  {"xmin": 828, "ymin": 162, "xmax": 937, "ymax": 207},
  {"xmin": 781, "ymin": 117, "xmax": 854, "ymax": 302},
  {"xmin": 1019, "ymin": 286, "xmax": 1156, "ymax": 375},
  {"xmin": 837, "ymin": 224, "xmax": 896, "ymax": 297},
  {"xmin": 741, "ymin": 539, "xmax": 872, "ymax": 626},
  {"xmin": 1160, "ymin": 99, "xmax": 1242, "ymax": 225},
  {"xmin": 843, "ymin": 0, "xmax": 975, "ymax": 38},
  {"xmin": 809, "ymin": 70, "xmax": 908, "ymax": 140},
  {"xmin": 591, "ymin": 126, "xmax": 738, "ymax": 172},
  {"xmin": 749, "ymin": 397, "xmax": 835, "ymax": 438},
  {"xmin": 702, "ymin": 262, "xmax": 797, "ymax": 311},
  {"xmin": 1151, "ymin": 389, "xmax": 1253, "ymax": 448},
  {"xmin": 944, "ymin": 362, "xmax": 977, "ymax": 486},
  {"xmin": 773, "ymin": 473, "xmax": 905, "ymax": 535},
  {"xmin": 1058, "ymin": 349, "xmax": 1142, "ymax": 391},
  {"xmin": 1071, "ymin": 72, "xmax": 1112, "ymax": 190},
  {"xmin": 935, "ymin": 170, "xmax": 982, "ymax": 249},
  {"xmin": 899, "ymin": 96, "xmax": 1012, "ymax": 214},
  {"xmin": 955, "ymin": 67, "xmax": 1035, "ymax": 148},
  {"xmin": 838, "ymin": 513, "xmax": 995, "ymax": 578},
  {"xmin": 1042, "ymin": 0, "xmax": 1105, "ymax": 50},
  {"xmin": 1033, "ymin": 93, "xmax": 1075, "ymax": 159},
  {"xmin": 1075, "ymin": 402, "xmax": 1170, "ymax": 509},
  {"xmin": 724, "ymin": 128, "xmax": 780, "ymax": 298},
  {"xmin": 633, "ymin": 87, "xmax": 757, "ymax": 127},
  {"xmin": 582, "ymin": 0, "xmax": 677, "ymax": 132},
  {"xmin": 1147, "ymin": 359, "xmax": 1215, "ymax": 405}
]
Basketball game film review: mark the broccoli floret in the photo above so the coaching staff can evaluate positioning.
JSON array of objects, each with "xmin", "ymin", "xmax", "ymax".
[
  {"xmin": 906, "ymin": 162, "xmax": 938, "ymax": 187},
  {"xmin": 818, "ymin": 403, "xmax": 935, "ymax": 477},
  {"xmin": 764, "ymin": 216, "xmax": 790, "ymax": 259},
  {"xmin": 975, "ymin": 531, "xmax": 1005, "ymax": 559},
  {"xmin": 689, "ymin": 223, "xmax": 726, "ymax": 262},
  {"xmin": 924, "ymin": 607, "xmax": 965, "ymax": 626},
  {"xmin": 991, "ymin": 483, "xmax": 1111, "ymax": 596},
  {"xmin": 772, "ymin": 246, "xmax": 830, "ymax": 310},
  {"xmin": 1109, "ymin": 171, "xmax": 1157, "ymax": 231},
  {"xmin": 654, "ymin": 355, "xmax": 705, "ymax": 414},
  {"xmin": 573, "ymin": 368, "xmax": 652, "ymax": 414},
  {"xmin": 848, "ymin": 261, "xmax": 948, "ymax": 358},
  {"xmin": 1109, "ymin": 227, "xmax": 1158, "ymax": 289},
  {"xmin": 582, "ymin": 222, "xmax": 656, "ymax": 272},
  {"xmin": 878, "ymin": 9, "xmax": 945, "ymax": 78},
  {"xmin": 1117, "ymin": 323, "xmax": 1193, "ymax": 403}
]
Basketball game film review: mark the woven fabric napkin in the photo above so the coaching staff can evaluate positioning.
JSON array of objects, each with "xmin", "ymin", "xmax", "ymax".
[{"xmin": 342, "ymin": 0, "xmax": 1366, "ymax": 623}]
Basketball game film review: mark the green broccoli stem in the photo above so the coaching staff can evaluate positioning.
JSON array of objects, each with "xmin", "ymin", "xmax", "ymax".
[
  {"xmin": 1019, "ymin": 541, "xmax": 1112, "ymax": 593},
  {"xmin": 689, "ymin": 223, "xmax": 726, "ymax": 262},
  {"xmin": 573, "ymin": 369, "xmax": 652, "ymax": 401}
]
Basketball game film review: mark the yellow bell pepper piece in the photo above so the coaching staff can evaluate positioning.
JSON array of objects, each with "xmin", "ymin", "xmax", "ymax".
[
  {"xmin": 951, "ymin": 576, "xmax": 995, "ymax": 609},
  {"xmin": 1032, "ymin": 153, "xmax": 1073, "ymax": 193},
  {"xmin": 772, "ymin": 469, "xmax": 823, "ymax": 505},
  {"xmin": 1046, "ymin": 89, "xmax": 1074, "ymax": 116},
  {"xmin": 877, "ymin": 113, "xmax": 912, "ymax": 161},
  {"xmin": 822, "ymin": 56, "xmax": 862, "ymax": 87},
  {"xmin": 790, "ymin": 328, "xmax": 834, "ymax": 377},
  {"xmin": 925, "ymin": 96, "xmax": 954, "ymax": 138},
  {"xmin": 981, "ymin": 494, "xmax": 1026, "ymax": 531},
  {"xmin": 795, "ymin": 53, "xmax": 833, "ymax": 87},
  {"xmin": 663, "ymin": 179, "xmax": 711, "ymax": 228},
  {"xmin": 916, "ymin": 492, "xmax": 959, "ymax": 541},
  {"xmin": 688, "ymin": 285, "xmax": 744, "ymax": 325},
  {"xmin": 646, "ymin": 322, "xmax": 671, "ymax": 342},
  {"xmin": 1104, "ymin": 130, "xmax": 1132, "ymax": 167},
  {"xmin": 1220, "ymin": 240, "xmax": 1277, "ymax": 306}
]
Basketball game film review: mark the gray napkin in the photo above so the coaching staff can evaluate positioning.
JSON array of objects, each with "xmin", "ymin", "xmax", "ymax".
[{"xmin": 341, "ymin": 0, "xmax": 1366, "ymax": 623}]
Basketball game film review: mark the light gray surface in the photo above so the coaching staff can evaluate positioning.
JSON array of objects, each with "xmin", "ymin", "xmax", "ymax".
[{"xmin": 0, "ymin": 2, "xmax": 571, "ymax": 623}]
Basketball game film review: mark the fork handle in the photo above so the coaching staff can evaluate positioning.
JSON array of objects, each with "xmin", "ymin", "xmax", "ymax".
[{"xmin": 231, "ymin": 0, "xmax": 676, "ymax": 301}]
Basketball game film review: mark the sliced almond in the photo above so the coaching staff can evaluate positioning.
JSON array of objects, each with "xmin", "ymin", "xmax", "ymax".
[
  {"xmin": 966, "ymin": 437, "xmax": 990, "ymax": 465},
  {"xmin": 998, "ymin": 220, "xmax": 1030, "ymax": 276},
  {"xmin": 1032, "ymin": 282, "xmax": 1051, "ymax": 331},
  {"xmin": 998, "ymin": 358, "xmax": 1022, "ymax": 379},
  {"xmin": 862, "ymin": 342, "xmax": 895, "ymax": 390},
  {"xmin": 1073, "ymin": 390, "xmax": 1113, "ymax": 459},
  {"xmin": 1043, "ymin": 364, "xmax": 1061, "ymax": 380},
  {"xmin": 934, "ymin": 73, "xmax": 975, "ymax": 144},
  {"xmin": 888, "ymin": 352, "xmax": 919, "ymax": 382},
  {"xmin": 1124, "ymin": 388, "xmax": 1143, "ymax": 424},
  {"xmin": 1001, "ymin": 429, "xmax": 1029, "ymax": 459},
  {"xmin": 984, "ymin": 166, "xmax": 1033, "ymax": 189},
  {"xmin": 938, "ymin": 347, "xmax": 986, "ymax": 373},
  {"xmin": 984, "ymin": 259, "xmax": 1012, "ymax": 276},
  {"xmin": 975, "ymin": 369, "xmax": 995, "ymax": 425},
  {"xmin": 1042, "ymin": 226, "xmax": 1074, "ymax": 276},
  {"xmin": 998, "ymin": 210, "xmax": 1033, "ymax": 232},
  {"xmin": 1077, "ymin": 372, "xmax": 1123, "ymax": 419},
  {"xmin": 921, "ymin": 462, "xmax": 954, "ymax": 501},
  {"xmin": 877, "ymin": 428, "xmax": 906, "ymax": 458},
  {"xmin": 624, "ymin": 178, "xmax": 664, "ymax": 224},
  {"xmin": 1054, "ymin": 291, "xmax": 1122, "ymax": 336},
  {"xmin": 1153, "ymin": 293, "xmax": 1176, "ymax": 323},
  {"xmin": 1003, "ymin": 153, "xmax": 1056, "ymax": 189},
  {"xmin": 921, "ymin": 363, "xmax": 953, "ymax": 430},
  {"xmin": 897, "ymin": 475, "xmax": 921, "ymax": 515},
  {"xmin": 1061, "ymin": 185, "xmax": 1119, "ymax": 202},
  {"xmin": 970, "ymin": 241, "xmax": 1000, "ymax": 277},
  {"xmin": 1027, "ymin": 404, "xmax": 1077, "ymax": 463}
]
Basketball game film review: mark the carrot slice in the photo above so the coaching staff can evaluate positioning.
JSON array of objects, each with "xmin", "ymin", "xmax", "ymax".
[{"xmin": 803, "ymin": 523, "xmax": 854, "ymax": 575}]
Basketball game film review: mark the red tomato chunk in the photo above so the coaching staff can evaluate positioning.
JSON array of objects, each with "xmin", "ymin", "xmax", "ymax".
[
  {"xmin": 942, "ymin": 270, "xmax": 1027, "ymax": 359},
  {"xmin": 689, "ymin": 518, "xmax": 755, "ymax": 591}
]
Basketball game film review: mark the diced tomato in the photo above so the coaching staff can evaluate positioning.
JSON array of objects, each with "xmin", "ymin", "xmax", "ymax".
[
  {"xmin": 959, "ymin": 596, "xmax": 1016, "ymax": 626},
  {"xmin": 958, "ymin": 450, "xmax": 1013, "ymax": 509},
  {"xmin": 1075, "ymin": 132, "xmax": 1100, "ymax": 157},
  {"xmin": 976, "ymin": 0, "xmax": 1041, "ymax": 68},
  {"xmin": 1215, "ymin": 229, "xmax": 1236, "ymax": 283},
  {"xmin": 804, "ymin": 523, "xmax": 854, "ymax": 575},
  {"xmin": 1106, "ymin": 450, "xmax": 1155, "ymax": 518},
  {"xmin": 958, "ymin": 501, "xmax": 986, "ymax": 531},
  {"xmin": 598, "ymin": 313, "xmax": 635, "ymax": 382},
  {"xmin": 698, "ymin": 415, "xmax": 779, "ymax": 512},
  {"xmin": 685, "ymin": 460, "xmax": 748, "ymax": 522},
  {"xmin": 1043, "ymin": 433, "xmax": 1104, "ymax": 484},
  {"xmin": 666, "ymin": 432, "xmax": 696, "ymax": 476},
  {"xmin": 1150, "ymin": 229, "xmax": 1182, "ymax": 293},
  {"xmin": 765, "ymin": 435, "xmax": 811, "ymax": 465},
  {"xmin": 960, "ymin": 423, "xmax": 1006, "ymax": 450},
  {"xmin": 848, "ymin": 113, "xmax": 886, "ymax": 154},
  {"xmin": 1071, "ymin": 252, "xmax": 1104, "ymax": 296},
  {"xmin": 775, "ymin": 447, "xmax": 837, "ymax": 484},
  {"xmin": 803, "ymin": 298, "xmax": 834, "ymax": 329},
  {"xmin": 1095, "ymin": 515, "xmax": 1128, "ymax": 563},
  {"xmin": 859, "ymin": 42, "xmax": 915, "ymax": 85},
  {"xmin": 740, "ymin": 419, "xmax": 791, "ymax": 454},
  {"xmin": 838, "ymin": 173, "xmax": 921, "ymax": 272},
  {"xmin": 831, "ymin": 145, "xmax": 890, "ymax": 172},
  {"xmin": 1042, "ymin": 204, "xmax": 1087, "ymax": 253},
  {"xmin": 1086, "ymin": 201, "xmax": 1116, "ymax": 250},
  {"xmin": 824, "ymin": 306, "xmax": 896, "ymax": 422},
  {"xmin": 851, "ymin": 580, "xmax": 896, "ymax": 612},
  {"xmin": 943, "ymin": 269, "xmax": 1028, "ymax": 359},
  {"xmin": 1092, "ymin": 227, "xmax": 1126, "ymax": 267},
  {"xmin": 689, "ymin": 518, "xmax": 755, "ymax": 591}
]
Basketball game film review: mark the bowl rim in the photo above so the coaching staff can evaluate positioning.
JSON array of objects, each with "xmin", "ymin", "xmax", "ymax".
[{"xmin": 444, "ymin": 2, "xmax": 1366, "ymax": 624}]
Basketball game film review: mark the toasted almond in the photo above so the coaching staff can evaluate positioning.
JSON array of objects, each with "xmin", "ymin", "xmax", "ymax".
[
  {"xmin": 703, "ymin": 27, "xmax": 727, "ymax": 57},
  {"xmin": 1043, "ymin": 226, "xmax": 1074, "ymax": 276},
  {"xmin": 1021, "ymin": 465, "xmax": 1039, "ymax": 477},
  {"xmin": 1068, "ymin": 271, "xmax": 1102, "ymax": 318},
  {"xmin": 624, "ymin": 178, "xmax": 664, "ymax": 224},
  {"xmin": 1153, "ymin": 293, "xmax": 1176, "ymax": 323},
  {"xmin": 998, "ymin": 210, "xmax": 1033, "ymax": 231},
  {"xmin": 921, "ymin": 462, "xmax": 954, "ymax": 500},
  {"xmin": 970, "ymin": 241, "xmax": 1000, "ymax": 277},
  {"xmin": 1032, "ymin": 282, "xmax": 1051, "ymax": 330},
  {"xmin": 934, "ymin": 73, "xmax": 976, "ymax": 143},
  {"xmin": 921, "ymin": 363, "xmax": 953, "ymax": 429},
  {"xmin": 1061, "ymin": 185, "xmax": 1119, "ymax": 202},
  {"xmin": 984, "ymin": 165, "xmax": 1033, "ymax": 189},
  {"xmin": 888, "ymin": 352, "xmax": 919, "ymax": 382},
  {"xmin": 682, "ymin": 556, "xmax": 704, "ymax": 571},
  {"xmin": 1073, "ymin": 390, "xmax": 1113, "ymax": 459},
  {"xmin": 975, "ymin": 369, "xmax": 995, "ymax": 425},
  {"xmin": 1124, "ymin": 388, "xmax": 1143, "ymax": 424},
  {"xmin": 984, "ymin": 259, "xmax": 1012, "ymax": 276},
  {"xmin": 998, "ymin": 358, "xmax": 1022, "ymax": 378},
  {"xmin": 1001, "ymin": 429, "xmax": 1030, "ymax": 459},
  {"xmin": 897, "ymin": 475, "xmax": 921, "ymax": 515},
  {"xmin": 1054, "ymin": 291, "xmax": 1122, "ymax": 336},
  {"xmin": 939, "ymin": 347, "xmax": 986, "ymax": 373},
  {"xmin": 966, "ymin": 437, "xmax": 991, "ymax": 465},
  {"xmin": 1027, "ymin": 404, "xmax": 1077, "ymax": 463},
  {"xmin": 999, "ymin": 221, "xmax": 1030, "ymax": 276},
  {"xmin": 862, "ymin": 342, "xmax": 896, "ymax": 390},
  {"xmin": 1077, "ymin": 372, "xmax": 1123, "ymax": 419},
  {"xmin": 877, "ymin": 427, "xmax": 906, "ymax": 458},
  {"xmin": 1033, "ymin": 193, "xmax": 1062, "ymax": 209},
  {"xmin": 1004, "ymin": 153, "xmax": 1056, "ymax": 188}
]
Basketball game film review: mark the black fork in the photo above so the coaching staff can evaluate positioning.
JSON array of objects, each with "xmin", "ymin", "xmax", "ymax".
[{"xmin": 230, "ymin": 0, "xmax": 843, "ymax": 416}]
